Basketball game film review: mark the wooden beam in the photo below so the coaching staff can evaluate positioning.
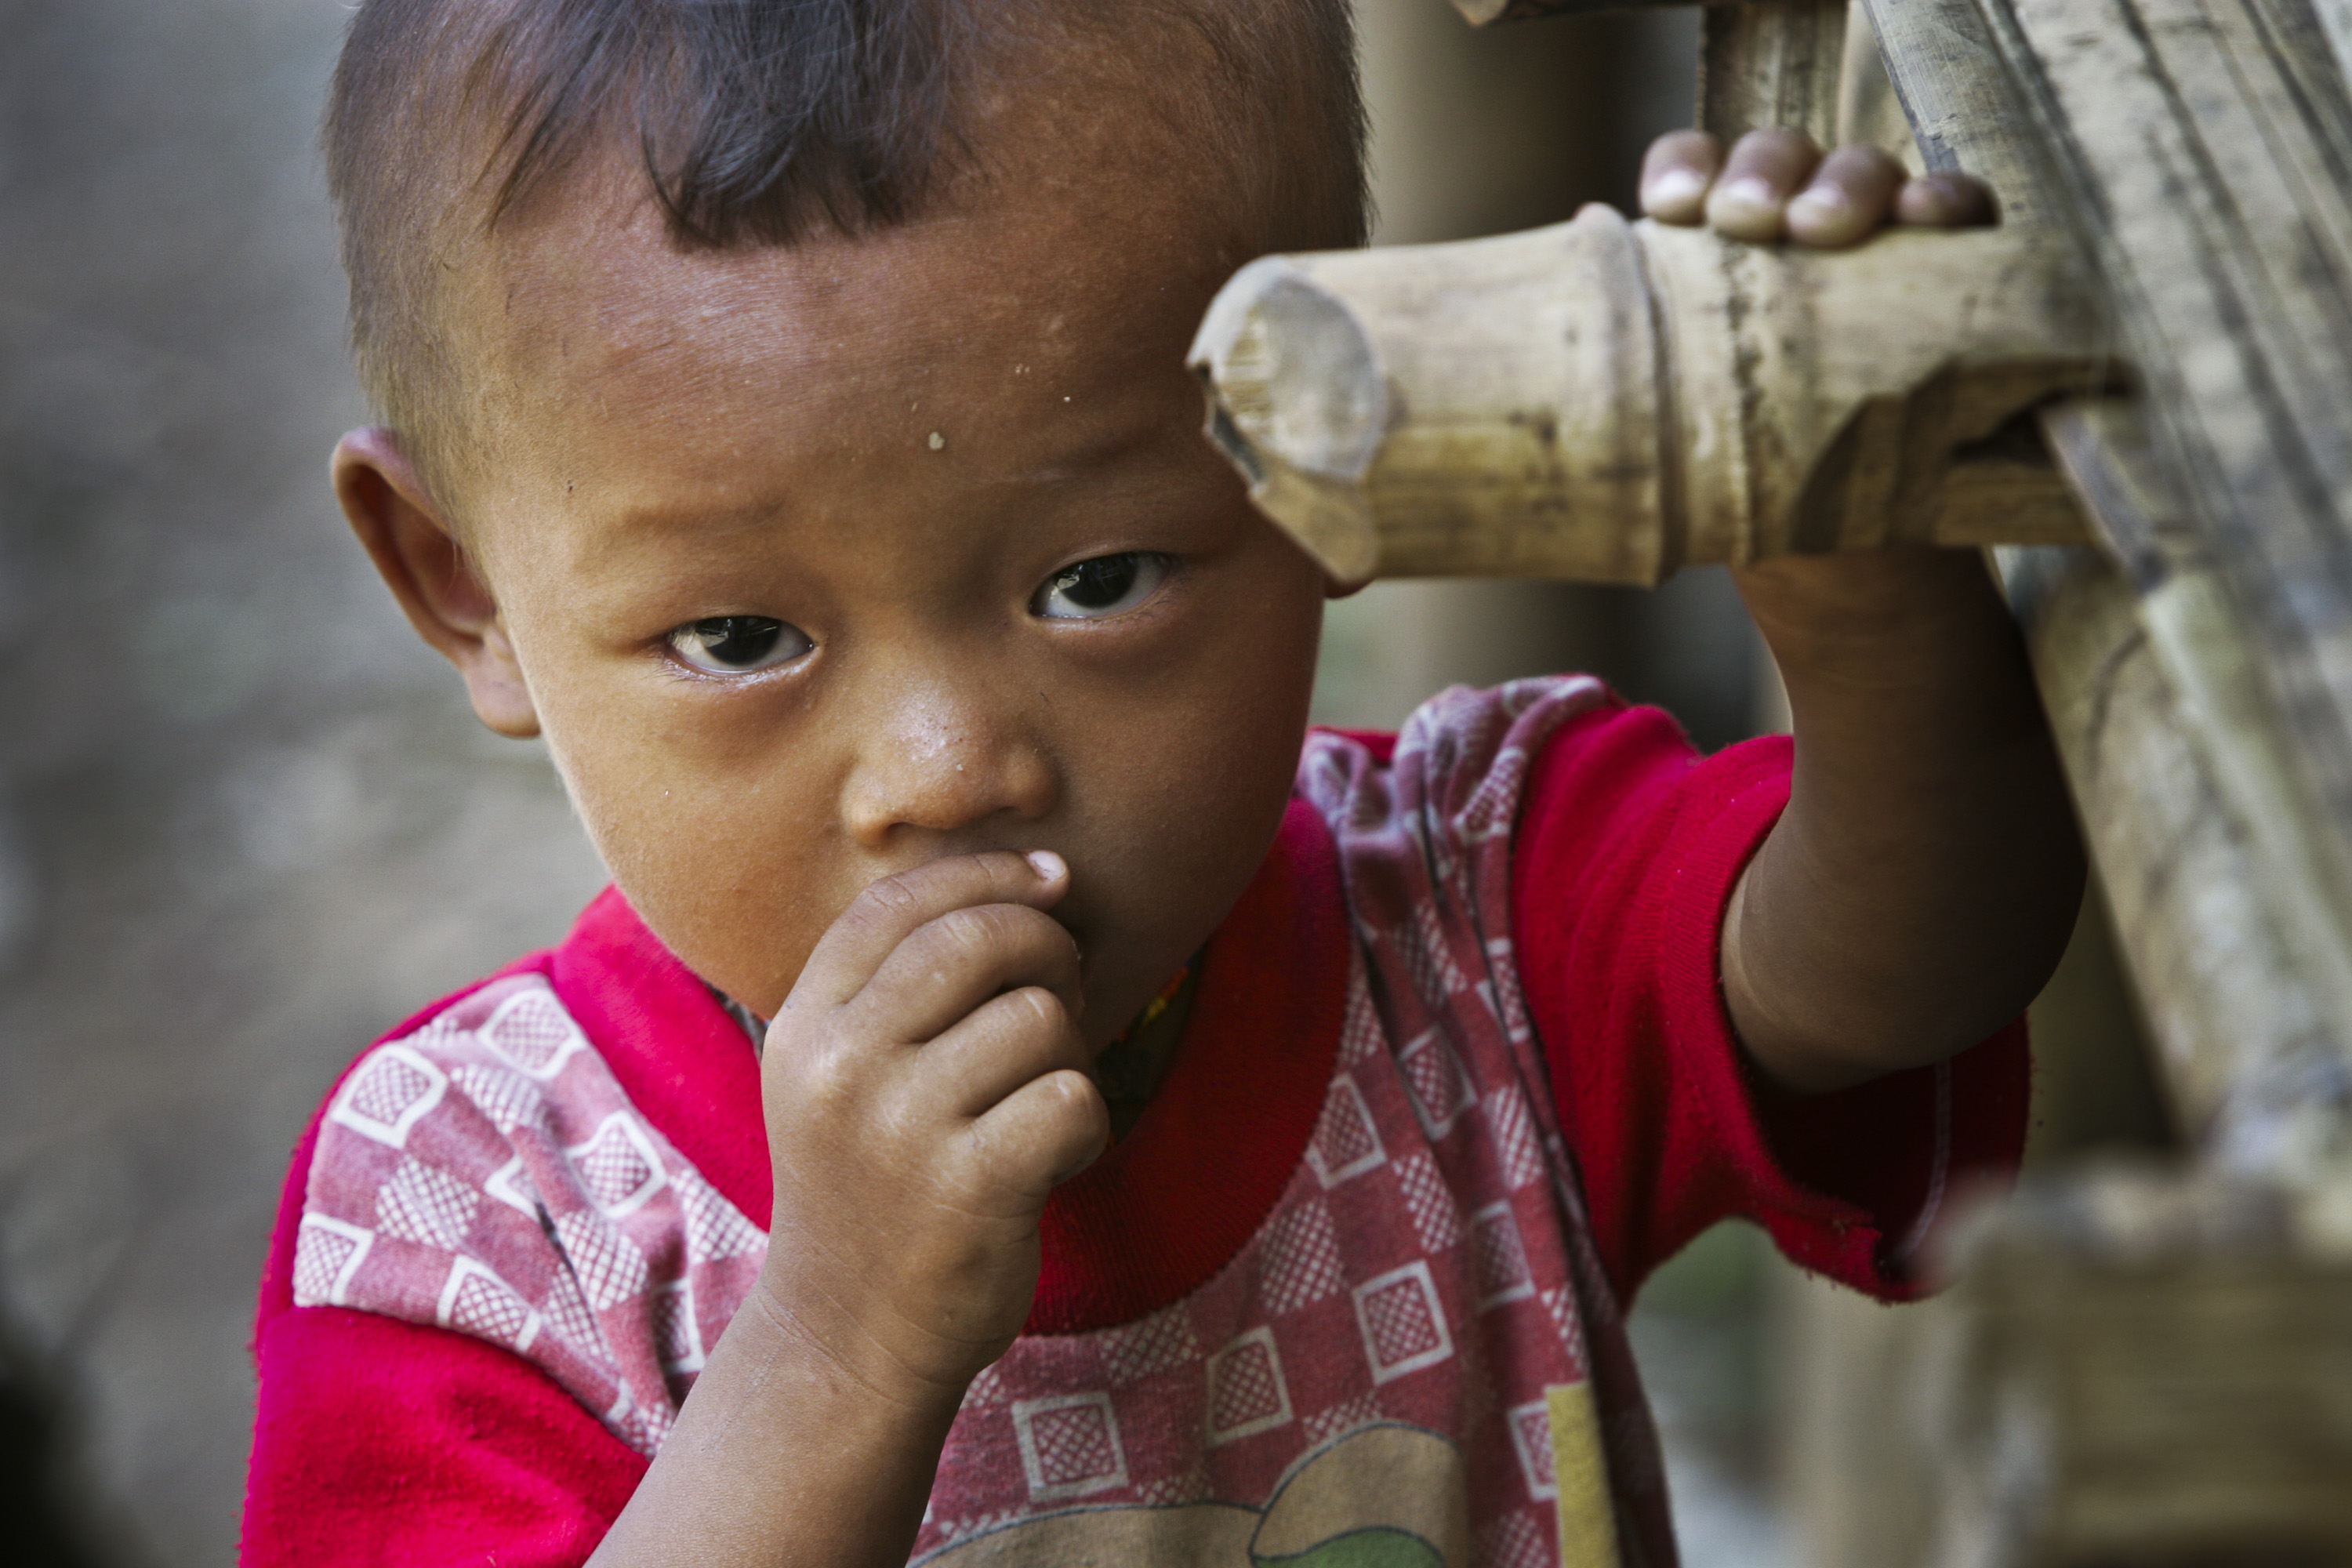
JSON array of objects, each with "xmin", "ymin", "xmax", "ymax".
[
  {"xmin": 1863, "ymin": 0, "xmax": 2352, "ymax": 1170},
  {"xmin": 2322, "ymin": 0, "xmax": 2352, "ymax": 84},
  {"xmin": 2001, "ymin": 469, "xmax": 2351, "ymax": 1166},
  {"xmin": 1977, "ymin": 0, "xmax": 2352, "ymax": 965},
  {"xmin": 1932, "ymin": 1169, "xmax": 2352, "ymax": 1562},
  {"xmin": 1857, "ymin": 0, "xmax": 2064, "ymax": 224},
  {"xmin": 2038, "ymin": 400, "xmax": 2352, "ymax": 1141}
]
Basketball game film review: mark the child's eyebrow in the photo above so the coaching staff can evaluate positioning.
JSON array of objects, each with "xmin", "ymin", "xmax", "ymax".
[{"xmin": 975, "ymin": 421, "xmax": 1179, "ymax": 489}]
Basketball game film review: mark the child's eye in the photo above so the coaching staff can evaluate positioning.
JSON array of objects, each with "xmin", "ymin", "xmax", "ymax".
[
  {"xmin": 1032, "ymin": 552, "xmax": 1173, "ymax": 621},
  {"xmin": 667, "ymin": 615, "xmax": 813, "ymax": 675}
]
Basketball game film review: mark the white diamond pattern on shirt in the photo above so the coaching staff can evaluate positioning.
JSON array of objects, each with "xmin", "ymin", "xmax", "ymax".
[
  {"xmin": 480, "ymin": 987, "xmax": 586, "ymax": 1078},
  {"xmin": 1407, "ymin": 902, "xmax": 1472, "ymax": 1001},
  {"xmin": 1395, "ymin": 1152, "xmax": 1463, "ymax": 1255},
  {"xmin": 375, "ymin": 1156, "xmax": 480, "ymax": 1250},
  {"xmin": 1483, "ymin": 942, "xmax": 1535, "ymax": 1045},
  {"xmin": 1338, "ymin": 987, "xmax": 1381, "ymax": 1067},
  {"xmin": 1470, "ymin": 1201, "xmax": 1537, "ymax": 1309},
  {"xmin": 299, "ymin": 971, "xmax": 772, "ymax": 1459},
  {"xmin": 439, "ymin": 1258, "xmax": 539, "ymax": 1351},
  {"xmin": 1100, "ymin": 1306, "xmax": 1200, "ymax": 1385},
  {"xmin": 332, "ymin": 1047, "xmax": 445, "ymax": 1146},
  {"xmin": 1137, "ymin": 1467, "xmax": 1214, "ymax": 1508},
  {"xmin": 1483, "ymin": 1508, "xmax": 1552, "ymax": 1568},
  {"xmin": 569, "ymin": 1112, "xmax": 666, "ymax": 1217},
  {"xmin": 1306, "ymin": 1075, "xmax": 1385, "ymax": 1186},
  {"xmin": 611, "ymin": 1388, "xmax": 673, "ymax": 1457},
  {"xmin": 1508, "ymin": 1398, "xmax": 1559, "ymax": 1502},
  {"xmin": 1356, "ymin": 1261, "xmax": 1454, "ymax": 1385},
  {"xmin": 1454, "ymin": 690, "xmax": 1565, "ymax": 844},
  {"xmin": 1302, "ymin": 1390, "xmax": 1382, "ymax": 1445},
  {"xmin": 927, "ymin": 1505, "xmax": 1026, "ymax": 1550},
  {"xmin": 451, "ymin": 1063, "xmax": 546, "ymax": 1135},
  {"xmin": 1013, "ymin": 1393, "xmax": 1127, "ymax": 1500},
  {"xmin": 555, "ymin": 1209, "xmax": 649, "ymax": 1311},
  {"xmin": 292, "ymin": 1216, "xmax": 369, "ymax": 1307},
  {"xmin": 352, "ymin": 1053, "xmax": 434, "ymax": 1123},
  {"xmin": 1540, "ymin": 1285, "xmax": 1592, "ymax": 1377},
  {"xmin": 960, "ymin": 1363, "xmax": 1010, "ymax": 1410},
  {"xmin": 1484, "ymin": 1087, "xmax": 1547, "ymax": 1192},
  {"xmin": 1256, "ymin": 1197, "xmax": 1345, "ymax": 1316},
  {"xmin": 539, "ymin": 1265, "xmax": 611, "ymax": 1363},
  {"xmin": 484, "ymin": 1156, "xmax": 539, "ymax": 1217},
  {"xmin": 1205, "ymin": 1328, "xmax": 1293, "ymax": 1444},
  {"xmin": 675, "ymin": 1165, "xmax": 765, "ymax": 1265},
  {"xmin": 1399, "ymin": 1029, "xmax": 1477, "ymax": 1139},
  {"xmin": 291, "ymin": 1227, "xmax": 349, "ymax": 1305}
]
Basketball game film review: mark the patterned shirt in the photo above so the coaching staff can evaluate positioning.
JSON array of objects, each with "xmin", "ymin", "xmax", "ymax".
[{"xmin": 245, "ymin": 680, "xmax": 2029, "ymax": 1568}]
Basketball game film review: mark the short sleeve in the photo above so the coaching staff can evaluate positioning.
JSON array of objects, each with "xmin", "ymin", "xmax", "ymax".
[
  {"xmin": 242, "ymin": 1087, "xmax": 644, "ymax": 1566},
  {"xmin": 243, "ymin": 1305, "xmax": 643, "ymax": 1568},
  {"xmin": 1507, "ymin": 700, "xmax": 2028, "ymax": 1304}
]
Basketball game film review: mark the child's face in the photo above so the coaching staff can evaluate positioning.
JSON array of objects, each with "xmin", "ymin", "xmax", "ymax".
[{"xmin": 358, "ymin": 125, "xmax": 1331, "ymax": 1045}]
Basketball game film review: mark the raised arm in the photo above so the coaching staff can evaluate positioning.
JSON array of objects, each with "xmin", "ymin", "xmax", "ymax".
[
  {"xmin": 1644, "ymin": 131, "xmax": 2084, "ymax": 1094},
  {"xmin": 1723, "ymin": 546, "xmax": 2081, "ymax": 1093}
]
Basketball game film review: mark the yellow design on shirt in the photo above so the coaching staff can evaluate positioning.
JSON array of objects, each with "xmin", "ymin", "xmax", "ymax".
[
  {"xmin": 922, "ymin": 1424, "xmax": 1467, "ymax": 1567},
  {"xmin": 1547, "ymin": 1382, "xmax": 1621, "ymax": 1566}
]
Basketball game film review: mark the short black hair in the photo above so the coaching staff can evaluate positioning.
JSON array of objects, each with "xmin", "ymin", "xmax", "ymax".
[{"xmin": 321, "ymin": 0, "xmax": 1367, "ymax": 499}]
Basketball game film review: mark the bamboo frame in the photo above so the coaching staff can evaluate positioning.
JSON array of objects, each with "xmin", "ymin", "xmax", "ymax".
[{"xmin": 1189, "ymin": 0, "xmax": 2352, "ymax": 1552}]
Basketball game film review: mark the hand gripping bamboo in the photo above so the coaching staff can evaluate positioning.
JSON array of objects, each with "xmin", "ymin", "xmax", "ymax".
[{"xmin": 1188, "ymin": 205, "xmax": 2111, "ymax": 587}]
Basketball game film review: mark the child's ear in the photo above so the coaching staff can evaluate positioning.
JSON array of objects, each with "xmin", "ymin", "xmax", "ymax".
[{"xmin": 333, "ymin": 427, "xmax": 541, "ymax": 739}]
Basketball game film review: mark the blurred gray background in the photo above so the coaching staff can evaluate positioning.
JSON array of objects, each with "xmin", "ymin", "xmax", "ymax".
[
  {"xmin": 0, "ymin": 1, "xmax": 1874, "ymax": 1563},
  {"xmin": 0, "ymin": 2, "xmax": 608, "ymax": 1559}
]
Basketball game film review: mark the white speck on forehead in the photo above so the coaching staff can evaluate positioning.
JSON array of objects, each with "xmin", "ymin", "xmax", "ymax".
[{"xmin": 928, "ymin": 431, "xmax": 946, "ymax": 451}]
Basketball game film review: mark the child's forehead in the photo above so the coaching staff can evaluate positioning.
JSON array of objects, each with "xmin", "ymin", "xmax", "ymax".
[
  {"xmin": 464, "ymin": 135, "xmax": 1248, "ymax": 417},
  {"xmin": 440, "ymin": 164, "xmax": 1241, "ymax": 564}
]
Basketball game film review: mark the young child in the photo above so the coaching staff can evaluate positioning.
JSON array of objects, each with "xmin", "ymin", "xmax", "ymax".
[{"xmin": 241, "ymin": 2, "xmax": 2078, "ymax": 1564}]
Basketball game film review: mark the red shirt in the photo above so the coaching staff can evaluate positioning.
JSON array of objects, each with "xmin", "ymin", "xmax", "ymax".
[{"xmin": 242, "ymin": 683, "xmax": 2025, "ymax": 1566}]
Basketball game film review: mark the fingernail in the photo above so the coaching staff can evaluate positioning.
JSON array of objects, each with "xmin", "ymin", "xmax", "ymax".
[
  {"xmin": 1644, "ymin": 167, "xmax": 1708, "ymax": 212},
  {"xmin": 1027, "ymin": 850, "xmax": 1066, "ymax": 882},
  {"xmin": 1722, "ymin": 176, "xmax": 1776, "ymax": 210}
]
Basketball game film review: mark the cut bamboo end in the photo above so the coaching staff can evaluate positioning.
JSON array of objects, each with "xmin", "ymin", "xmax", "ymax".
[{"xmin": 1189, "ymin": 256, "xmax": 1388, "ymax": 586}]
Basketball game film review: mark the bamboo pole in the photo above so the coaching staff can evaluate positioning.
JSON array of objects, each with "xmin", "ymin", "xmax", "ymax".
[
  {"xmin": 1970, "ymin": 0, "xmax": 2352, "ymax": 964},
  {"xmin": 1864, "ymin": 0, "xmax": 2352, "ymax": 1182},
  {"xmin": 1189, "ymin": 212, "xmax": 2100, "ymax": 586},
  {"xmin": 1845, "ymin": 4, "xmax": 2352, "ymax": 1559}
]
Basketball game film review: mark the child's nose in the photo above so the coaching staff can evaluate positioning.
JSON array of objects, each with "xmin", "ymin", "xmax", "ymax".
[{"xmin": 838, "ymin": 684, "xmax": 1058, "ymax": 847}]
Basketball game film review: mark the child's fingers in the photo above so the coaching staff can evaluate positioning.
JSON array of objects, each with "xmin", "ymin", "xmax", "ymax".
[
  {"xmin": 1896, "ymin": 172, "xmax": 1998, "ymax": 229},
  {"xmin": 852, "ymin": 901, "xmax": 1084, "ymax": 1045},
  {"xmin": 1785, "ymin": 145, "xmax": 1907, "ymax": 249},
  {"xmin": 1639, "ymin": 129, "xmax": 1722, "ymax": 225},
  {"xmin": 796, "ymin": 851, "xmax": 1069, "ymax": 1009},
  {"xmin": 965, "ymin": 1069, "xmax": 1110, "ymax": 1198},
  {"xmin": 918, "ymin": 985, "xmax": 1091, "ymax": 1122},
  {"xmin": 1705, "ymin": 128, "xmax": 1824, "ymax": 243}
]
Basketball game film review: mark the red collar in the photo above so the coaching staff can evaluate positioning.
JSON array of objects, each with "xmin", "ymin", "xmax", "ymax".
[
  {"xmin": 547, "ymin": 794, "xmax": 1350, "ymax": 1336},
  {"xmin": 1030, "ymin": 797, "xmax": 1348, "ymax": 1332}
]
